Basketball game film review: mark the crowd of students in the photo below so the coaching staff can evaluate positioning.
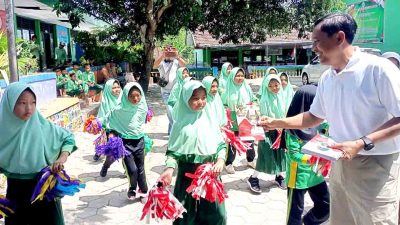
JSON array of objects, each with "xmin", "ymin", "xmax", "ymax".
[{"xmin": 2, "ymin": 12, "xmax": 400, "ymax": 225}]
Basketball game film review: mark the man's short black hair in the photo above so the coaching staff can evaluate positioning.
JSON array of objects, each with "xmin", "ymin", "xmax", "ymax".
[
  {"xmin": 314, "ymin": 13, "xmax": 358, "ymax": 44},
  {"xmin": 73, "ymin": 62, "xmax": 80, "ymax": 66}
]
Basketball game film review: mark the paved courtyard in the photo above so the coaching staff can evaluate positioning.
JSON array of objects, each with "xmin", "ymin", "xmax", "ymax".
[{"xmin": 1, "ymin": 78, "xmax": 321, "ymax": 225}]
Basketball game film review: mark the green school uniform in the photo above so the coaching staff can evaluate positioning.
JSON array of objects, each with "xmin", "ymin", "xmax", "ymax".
[
  {"xmin": 202, "ymin": 76, "xmax": 227, "ymax": 128},
  {"xmin": 56, "ymin": 74, "xmax": 69, "ymax": 90},
  {"xmin": 0, "ymin": 82, "xmax": 77, "ymax": 179},
  {"xmin": 222, "ymin": 67, "xmax": 256, "ymax": 110},
  {"xmin": 103, "ymin": 82, "xmax": 148, "ymax": 139},
  {"xmin": 70, "ymin": 69, "xmax": 83, "ymax": 81},
  {"xmin": 285, "ymin": 133, "xmax": 325, "ymax": 189},
  {"xmin": 55, "ymin": 47, "xmax": 67, "ymax": 66},
  {"xmin": 168, "ymin": 67, "xmax": 188, "ymax": 107},
  {"xmin": 279, "ymin": 72, "xmax": 295, "ymax": 114},
  {"xmin": 256, "ymin": 74, "xmax": 286, "ymax": 174},
  {"xmin": 81, "ymin": 71, "xmax": 102, "ymax": 94},
  {"xmin": 218, "ymin": 62, "xmax": 232, "ymax": 97},
  {"xmin": 256, "ymin": 67, "xmax": 278, "ymax": 98},
  {"xmin": 0, "ymin": 83, "xmax": 77, "ymax": 225},
  {"xmin": 66, "ymin": 79, "xmax": 84, "ymax": 97},
  {"xmin": 97, "ymin": 79, "xmax": 121, "ymax": 124},
  {"xmin": 166, "ymin": 80, "xmax": 227, "ymax": 225}
]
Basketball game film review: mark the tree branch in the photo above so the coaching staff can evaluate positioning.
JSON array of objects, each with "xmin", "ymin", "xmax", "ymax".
[
  {"xmin": 156, "ymin": 0, "xmax": 172, "ymax": 23},
  {"xmin": 146, "ymin": 0, "xmax": 156, "ymax": 31}
]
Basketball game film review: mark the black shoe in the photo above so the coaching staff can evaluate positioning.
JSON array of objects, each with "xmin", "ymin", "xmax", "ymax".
[
  {"xmin": 247, "ymin": 176, "xmax": 262, "ymax": 193},
  {"xmin": 100, "ymin": 166, "xmax": 108, "ymax": 177},
  {"xmin": 127, "ymin": 188, "xmax": 136, "ymax": 200},
  {"xmin": 93, "ymin": 154, "xmax": 100, "ymax": 161},
  {"xmin": 275, "ymin": 175, "xmax": 287, "ymax": 190}
]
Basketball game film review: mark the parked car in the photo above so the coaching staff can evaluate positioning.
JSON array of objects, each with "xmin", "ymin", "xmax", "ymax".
[{"xmin": 301, "ymin": 48, "xmax": 382, "ymax": 85}]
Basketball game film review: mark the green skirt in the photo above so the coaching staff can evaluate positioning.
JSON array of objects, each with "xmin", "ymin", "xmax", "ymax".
[
  {"xmin": 173, "ymin": 162, "xmax": 227, "ymax": 225},
  {"xmin": 255, "ymin": 131, "xmax": 286, "ymax": 174}
]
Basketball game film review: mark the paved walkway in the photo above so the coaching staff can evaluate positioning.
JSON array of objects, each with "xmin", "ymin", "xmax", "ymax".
[{"xmin": 1, "ymin": 78, "xmax": 320, "ymax": 225}]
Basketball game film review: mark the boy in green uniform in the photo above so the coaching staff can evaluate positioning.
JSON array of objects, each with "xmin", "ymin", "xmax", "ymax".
[
  {"xmin": 55, "ymin": 42, "xmax": 67, "ymax": 66},
  {"xmin": 284, "ymin": 85, "xmax": 330, "ymax": 225},
  {"xmin": 81, "ymin": 64, "xmax": 102, "ymax": 97},
  {"xmin": 70, "ymin": 62, "xmax": 83, "ymax": 81},
  {"xmin": 55, "ymin": 67, "xmax": 69, "ymax": 96},
  {"xmin": 66, "ymin": 72, "xmax": 84, "ymax": 98}
]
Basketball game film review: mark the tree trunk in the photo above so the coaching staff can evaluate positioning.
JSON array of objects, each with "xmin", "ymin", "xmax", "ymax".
[{"xmin": 140, "ymin": 28, "xmax": 156, "ymax": 93}]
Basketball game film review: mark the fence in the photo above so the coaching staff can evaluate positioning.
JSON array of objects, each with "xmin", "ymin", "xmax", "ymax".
[{"xmin": 247, "ymin": 65, "xmax": 305, "ymax": 78}]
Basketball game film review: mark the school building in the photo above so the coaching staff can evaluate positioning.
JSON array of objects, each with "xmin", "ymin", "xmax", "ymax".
[
  {"xmin": 0, "ymin": 0, "xmax": 105, "ymax": 71},
  {"xmin": 188, "ymin": 30, "xmax": 312, "ymax": 69}
]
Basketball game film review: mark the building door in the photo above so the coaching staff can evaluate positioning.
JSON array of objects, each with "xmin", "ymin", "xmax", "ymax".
[
  {"xmin": 42, "ymin": 33, "xmax": 54, "ymax": 68},
  {"xmin": 40, "ymin": 23, "xmax": 54, "ymax": 69}
]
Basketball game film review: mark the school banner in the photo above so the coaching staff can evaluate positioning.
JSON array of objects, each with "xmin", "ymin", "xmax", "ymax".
[
  {"xmin": 56, "ymin": 25, "xmax": 70, "ymax": 46},
  {"xmin": 346, "ymin": 0, "xmax": 385, "ymax": 43}
]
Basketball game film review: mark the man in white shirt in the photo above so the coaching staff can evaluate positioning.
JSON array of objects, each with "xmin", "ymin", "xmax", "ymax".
[
  {"xmin": 260, "ymin": 13, "xmax": 400, "ymax": 225},
  {"xmin": 153, "ymin": 45, "xmax": 186, "ymax": 134}
]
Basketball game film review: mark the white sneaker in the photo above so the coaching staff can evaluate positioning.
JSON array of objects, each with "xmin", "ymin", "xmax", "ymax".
[
  {"xmin": 247, "ymin": 161, "xmax": 256, "ymax": 169},
  {"xmin": 225, "ymin": 164, "xmax": 236, "ymax": 174}
]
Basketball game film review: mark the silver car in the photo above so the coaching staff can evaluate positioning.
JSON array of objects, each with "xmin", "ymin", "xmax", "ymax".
[{"xmin": 301, "ymin": 48, "xmax": 382, "ymax": 85}]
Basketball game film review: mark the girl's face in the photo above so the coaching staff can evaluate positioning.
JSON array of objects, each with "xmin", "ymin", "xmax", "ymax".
[
  {"xmin": 234, "ymin": 70, "xmax": 245, "ymax": 85},
  {"xmin": 188, "ymin": 88, "xmax": 206, "ymax": 111},
  {"xmin": 71, "ymin": 74, "xmax": 76, "ymax": 81},
  {"xmin": 14, "ymin": 90, "xmax": 36, "ymax": 121},
  {"xmin": 128, "ymin": 89, "xmax": 142, "ymax": 105},
  {"xmin": 85, "ymin": 66, "xmax": 91, "ymax": 72},
  {"xmin": 226, "ymin": 65, "xmax": 232, "ymax": 75},
  {"xmin": 280, "ymin": 75, "xmax": 288, "ymax": 88},
  {"xmin": 269, "ymin": 69, "xmax": 277, "ymax": 75},
  {"xmin": 210, "ymin": 81, "xmax": 218, "ymax": 96},
  {"xmin": 182, "ymin": 69, "xmax": 190, "ymax": 79},
  {"xmin": 111, "ymin": 82, "xmax": 121, "ymax": 97},
  {"xmin": 268, "ymin": 79, "xmax": 281, "ymax": 94}
]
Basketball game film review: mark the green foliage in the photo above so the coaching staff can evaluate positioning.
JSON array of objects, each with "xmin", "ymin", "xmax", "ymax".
[
  {"xmin": 157, "ymin": 29, "xmax": 194, "ymax": 64},
  {"xmin": 72, "ymin": 29, "xmax": 143, "ymax": 65},
  {"xmin": 0, "ymin": 34, "xmax": 38, "ymax": 79},
  {"xmin": 53, "ymin": 0, "xmax": 346, "ymax": 91},
  {"xmin": 288, "ymin": 0, "xmax": 347, "ymax": 38}
]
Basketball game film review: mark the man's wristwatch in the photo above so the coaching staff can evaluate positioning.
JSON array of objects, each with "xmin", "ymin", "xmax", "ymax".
[{"xmin": 360, "ymin": 136, "xmax": 374, "ymax": 151}]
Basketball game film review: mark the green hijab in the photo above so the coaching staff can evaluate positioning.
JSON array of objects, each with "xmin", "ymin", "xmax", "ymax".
[
  {"xmin": 202, "ymin": 76, "xmax": 227, "ymax": 127},
  {"xmin": 218, "ymin": 62, "xmax": 232, "ymax": 95},
  {"xmin": 259, "ymin": 74, "xmax": 286, "ymax": 118},
  {"xmin": 168, "ymin": 67, "xmax": 189, "ymax": 107},
  {"xmin": 0, "ymin": 83, "xmax": 76, "ymax": 179},
  {"xmin": 257, "ymin": 67, "xmax": 278, "ymax": 97},
  {"xmin": 167, "ymin": 80, "xmax": 226, "ymax": 162},
  {"xmin": 222, "ymin": 67, "xmax": 254, "ymax": 110},
  {"xmin": 97, "ymin": 79, "xmax": 121, "ymax": 121},
  {"xmin": 279, "ymin": 72, "xmax": 295, "ymax": 113},
  {"xmin": 106, "ymin": 82, "xmax": 148, "ymax": 139}
]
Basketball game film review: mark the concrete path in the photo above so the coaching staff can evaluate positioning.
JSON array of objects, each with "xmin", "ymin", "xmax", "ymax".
[{"xmin": 1, "ymin": 78, "xmax": 322, "ymax": 225}]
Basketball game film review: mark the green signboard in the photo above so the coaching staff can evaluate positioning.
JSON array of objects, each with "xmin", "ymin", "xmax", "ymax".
[{"xmin": 346, "ymin": 0, "xmax": 384, "ymax": 43}]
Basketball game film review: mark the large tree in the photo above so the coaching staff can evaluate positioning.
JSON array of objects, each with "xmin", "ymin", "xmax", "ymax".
[{"xmin": 54, "ymin": 0, "xmax": 343, "ymax": 91}]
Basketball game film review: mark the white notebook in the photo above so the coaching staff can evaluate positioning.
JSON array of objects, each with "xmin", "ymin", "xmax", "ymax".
[{"xmin": 302, "ymin": 134, "xmax": 343, "ymax": 161}]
